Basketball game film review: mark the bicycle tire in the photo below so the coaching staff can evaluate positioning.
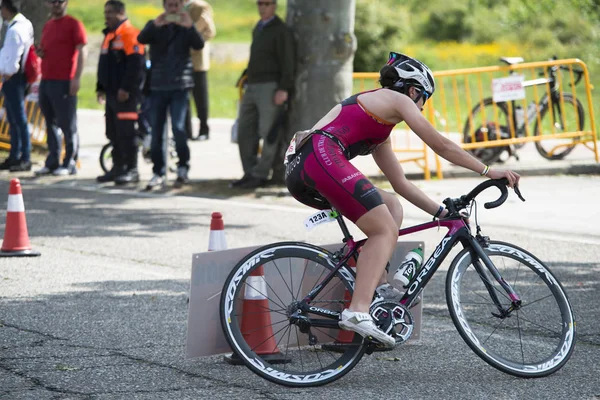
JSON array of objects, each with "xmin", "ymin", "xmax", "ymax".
[
  {"xmin": 220, "ymin": 241, "xmax": 366, "ymax": 387},
  {"xmin": 534, "ymin": 93, "xmax": 585, "ymax": 160},
  {"xmin": 446, "ymin": 241, "xmax": 576, "ymax": 378},
  {"xmin": 99, "ymin": 142, "xmax": 113, "ymax": 174},
  {"xmin": 463, "ymin": 98, "xmax": 511, "ymax": 165}
]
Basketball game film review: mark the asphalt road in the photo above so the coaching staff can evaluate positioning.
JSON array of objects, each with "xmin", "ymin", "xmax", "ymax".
[{"xmin": 0, "ymin": 174, "xmax": 599, "ymax": 400}]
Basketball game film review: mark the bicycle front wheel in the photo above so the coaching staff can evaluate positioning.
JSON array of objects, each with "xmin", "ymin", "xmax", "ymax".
[
  {"xmin": 220, "ymin": 242, "xmax": 365, "ymax": 387},
  {"xmin": 446, "ymin": 241, "xmax": 575, "ymax": 378},
  {"xmin": 534, "ymin": 93, "xmax": 585, "ymax": 160}
]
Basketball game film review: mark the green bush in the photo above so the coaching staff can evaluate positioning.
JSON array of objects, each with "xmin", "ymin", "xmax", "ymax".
[{"xmin": 353, "ymin": 1, "xmax": 409, "ymax": 72}]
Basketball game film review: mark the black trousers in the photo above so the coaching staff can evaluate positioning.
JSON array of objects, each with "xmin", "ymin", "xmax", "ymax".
[
  {"xmin": 186, "ymin": 71, "xmax": 209, "ymax": 137},
  {"xmin": 105, "ymin": 92, "xmax": 140, "ymax": 171}
]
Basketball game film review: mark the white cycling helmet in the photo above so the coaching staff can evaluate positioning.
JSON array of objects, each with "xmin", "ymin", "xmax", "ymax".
[{"xmin": 386, "ymin": 52, "xmax": 435, "ymax": 97}]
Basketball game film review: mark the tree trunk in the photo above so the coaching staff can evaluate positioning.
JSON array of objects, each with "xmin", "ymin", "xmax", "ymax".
[
  {"xmin": 20, "ymin": 0, "xmax": 49, "ymax": 43},
  {"xmin": 286, "ymin": 0, "xmax": 356, "ymax": 133}
]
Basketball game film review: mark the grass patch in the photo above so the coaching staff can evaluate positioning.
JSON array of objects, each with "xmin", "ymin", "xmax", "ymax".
[
  {"xmin": 69, "ymin": 0, "xmax": 287, "ymax": 41},
  {"xmin": 80, "ymin": 59, "xmax": 246, "ymax": 119}
]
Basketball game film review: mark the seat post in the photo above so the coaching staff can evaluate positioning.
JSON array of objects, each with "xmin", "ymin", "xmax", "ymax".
[{"xmin": 331, "ymin": 207, "xmax": 353, "ymax": 242}]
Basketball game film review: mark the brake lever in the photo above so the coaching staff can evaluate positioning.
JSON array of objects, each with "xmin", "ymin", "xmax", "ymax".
[{"xmin": 514, "ymin": 185, "xmax": 526, "ymax": 202}]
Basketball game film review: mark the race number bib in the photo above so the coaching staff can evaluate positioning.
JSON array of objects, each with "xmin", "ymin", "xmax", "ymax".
[{"xmin": 304, "ymin": 209, "xmax": 338, "ymax": 231}]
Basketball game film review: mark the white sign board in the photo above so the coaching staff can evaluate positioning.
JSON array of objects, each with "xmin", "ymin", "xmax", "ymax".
[{"xmin": 492, "ymin": 75, "xmax": 525, "ymax": 103}]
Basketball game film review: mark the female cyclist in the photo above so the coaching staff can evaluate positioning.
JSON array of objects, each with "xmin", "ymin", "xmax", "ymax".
[{"xmin": 284, "ymin": 52, "xmax": 520, "ymax": 348}]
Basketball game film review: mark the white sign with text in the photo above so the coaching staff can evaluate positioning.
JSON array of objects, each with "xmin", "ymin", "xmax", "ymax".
[{"xmin": 492, "ymin": 75, "xmax": 525, "ymax": 103}]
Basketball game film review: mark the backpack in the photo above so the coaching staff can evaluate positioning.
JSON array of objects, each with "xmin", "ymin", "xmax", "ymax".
[{"xmin": 24, "ymin": 45, "xmax": 41, "ymax": 84}]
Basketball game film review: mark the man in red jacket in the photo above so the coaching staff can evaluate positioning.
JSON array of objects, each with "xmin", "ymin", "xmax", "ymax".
[{"xmin": 34, "ymin": 0, "xmax": 87, "ymax": 177}]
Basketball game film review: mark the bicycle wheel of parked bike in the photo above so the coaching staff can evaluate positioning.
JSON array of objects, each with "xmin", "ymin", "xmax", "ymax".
[
  {"xmin": 446, "ymin": 241, "xmax": 575, "ymax": 378},
  {"xmin": 534, "ymin": 93, "xmax": 585, "ymax": 160},
  {"xmin": 463, "ymin": 98, "xmax": 511, "ymax": 164},
  {"xmin": 220, "ymin": 242, "xmax": 366, "ymax": 387},
  {"xmin": 99, "ymin": 142, "xmax": 113, "ymax": 174}
]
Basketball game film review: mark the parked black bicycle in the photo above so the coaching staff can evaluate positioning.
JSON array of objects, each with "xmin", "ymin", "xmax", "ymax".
[
  {"xmin": 219, "ymin": 179, "xmax": 576, "ymax": 387},
  {"xmin": 464, "ymin": 57, "xmax": 586, "ymax": 164}
]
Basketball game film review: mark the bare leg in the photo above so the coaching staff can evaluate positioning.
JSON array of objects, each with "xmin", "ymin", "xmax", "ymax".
[
  {"xmin": 349, "ymin": 203, "xmax": 399, "ymax": 313},
  {"xmin": 376, "ymin": 189, "xmax": 404, "ymax": 286}
]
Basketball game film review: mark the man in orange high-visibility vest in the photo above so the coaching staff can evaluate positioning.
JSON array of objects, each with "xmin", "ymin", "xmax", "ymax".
[{"xmin": 96, "ymin": 0, "xmax": 145, "ymax": 185}]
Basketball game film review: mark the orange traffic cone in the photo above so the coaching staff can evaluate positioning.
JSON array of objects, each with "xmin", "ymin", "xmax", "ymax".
[
  {"xmin": 208, "ymin": 212, "xmax": 227, "ymax": 251},
  {"xmin": 224, "ymin": 264, "xmax": 290, "ymax": 365},
  {"xmin": 0, "ymin": 179, "xmax": 40, "ymax": 257}
]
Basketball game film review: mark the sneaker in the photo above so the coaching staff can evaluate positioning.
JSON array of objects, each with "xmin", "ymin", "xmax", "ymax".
[
  {"xmin": 97, "ymin": 167, "xmax": 122, "ymax": 183},
  {"xmin": 339, "ymin": 309, "xmax": 395, "ymax": 348},
  {"xmin": 52, "ymin": 167, "xmax": 77, "ymax": 176},
  {"xmin": 142, "ymin": 135, "xmax": 152, "ymax": 161},
  {"xmin": 375, "ymin": 283, "xmax": 402, "ymax": 301},
  {"xmin": 9, "ymin": 161, "xmax": 32, "ymax": 172},
  {"xmin": 229, "ymin": 174, "xmax": 252, "ymax": 188},
  {"xmin": 146, "ymin": 174, "xmax": 165, "ymax": 190},
  {"xmin": 0, "ymin": 159, "xmax": 17, "ymax": 171},
  {"xmin": 35, "ymin": 166, "xmax": 55, "ymax": 176},
  {"xmin": 115, "ymin": 168, "xmax": 140, "ymax": 185},
  {"xmin": 175, "ymin": 166, "xmax": 189, "ymax": 186}
]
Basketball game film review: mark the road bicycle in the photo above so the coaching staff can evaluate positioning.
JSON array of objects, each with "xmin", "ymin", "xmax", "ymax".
[
  {"xmin": 219, "ymin": 178, "xmax": 576, "ymax": 387},
  {"xmin": 463, "ymin": 57, "xmax": 586, "ymax": 164},
  {"xmin": 99, "ymin": 132, "xmax": 177, "ymax": 174}
]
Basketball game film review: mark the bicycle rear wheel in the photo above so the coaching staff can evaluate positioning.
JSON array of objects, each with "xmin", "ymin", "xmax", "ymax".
[
  {"xmin": 462, "ymin": 98, "xmax": 511, "ymax": 164},
  {"xmin": 446, "ymin": 241, "xmax": 575, "ymax": 378},
  {"xmin": 220, "ymin": 242, "xmax": 365, "ymax": 387},
  {"xmin": 534, "ymin": 93, "xmax": 585, "ymax": 160},
  {"xmin": 99, "ymin": 143, "xmax": 113, "ymax": 173}
]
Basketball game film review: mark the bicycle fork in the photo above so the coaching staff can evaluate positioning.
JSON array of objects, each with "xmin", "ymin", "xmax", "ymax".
[{"xmin": 467, "ymin": 236, "xmax": 522, "ymax": 318}]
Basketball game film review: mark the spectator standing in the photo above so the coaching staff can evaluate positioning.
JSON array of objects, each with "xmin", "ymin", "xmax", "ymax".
[
  {"xmin": 138, "ymin": 0, "xmax": 204, "ymax": 190},
  {"xmin": 184, "ymin": 0, "xmax": 215, "ymax": 141},
  {"xmin": 96, "ymin": 0, "xmax": 146, "ymax": 185},
  {"xmin": 0, "ymin": 0, "xmax": 34, "ymax": 172},
  {"xmin": 229, "ymin": 0, "xmax": 294, "ymax": 189},
  {"xmin": 34, "ymin": 0, "xmax": 87, "ymax": 176}
]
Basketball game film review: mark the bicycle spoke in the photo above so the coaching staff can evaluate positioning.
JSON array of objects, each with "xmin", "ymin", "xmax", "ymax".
[
  {"xmin": 289, "ymin": 257, "xmax": 295, "ymax": 302},
  {"xmin": 294, "ymin": 258, "xmax": 310, "ymax": 300},
  {"xmin": 516, "ymin": 308, "xmax": 525, "ymax": 365},
  {"xmin": 242, "ymin": 280, "xmax": 286, "ymax": 311},
  {"xmin": 271, "ymin": 258, "xmax": 295, "ymax": 300},
  {"xmin": 513, "ymin": 310, "xmax": 563, "ymax": 337},
  {"xmin": 520, "ymin": 293, "xmax": 556, "ymax": 308},
  {"xmin": 249, "ymin": 322, "xmax": 290, "ymax": 355},
  {"xmin": 294, "ymin": 325, "xmax": 305, "ymax": 372},
  {"xmin": 262, "ymin": 261, "xmax": 292, "ymax": 309}
]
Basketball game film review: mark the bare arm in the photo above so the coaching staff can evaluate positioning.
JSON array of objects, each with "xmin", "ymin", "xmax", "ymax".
[
  {"xmin": 372, "ymin": 139, "xmax": 443, "ymax": 217},
  {"xmin": 74, "ymin": 44, "xmax": 87, "ymax": 80},
  {"xmin": 397, "ymin": 95, "xmax": 520, "ymax": 187},
  {"xmin": 70, "ymin": 44, "xmax": 87, "ymax": 96}
]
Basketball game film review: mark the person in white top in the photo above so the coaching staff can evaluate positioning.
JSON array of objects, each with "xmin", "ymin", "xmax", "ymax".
[{"xmin": 0, "ymin": 0, "xmax": 34, "ymax": 172}]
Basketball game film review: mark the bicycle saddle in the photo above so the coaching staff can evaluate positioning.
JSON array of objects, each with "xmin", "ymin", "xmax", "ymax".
[{"xmin": 499, "ymin": 57, "xmax": 525, "ymax": 65}]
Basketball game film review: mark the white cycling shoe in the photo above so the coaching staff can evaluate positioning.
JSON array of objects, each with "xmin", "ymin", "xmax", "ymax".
[{"xmin": 339, "ymin": 309, "xmax": 396, "ymax": 348}]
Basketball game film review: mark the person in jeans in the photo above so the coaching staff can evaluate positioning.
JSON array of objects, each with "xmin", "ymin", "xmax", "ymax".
[
  {"xmin": 229, "ymin": 0, "xmax": 295, "ymax": 189},
  {"xmin": 96, "ymin": 0, "xmax": 146, "ymax": 185},
  {"xmin": 35, "ymin": 0, "xmax": 87, "ymax": 177},
  {"xmin": 138, "ymin": 0, "xmax": 204, "ymax": 190},
  {"xmin": 0, "ymin": 0, "xmax": 34, "ymax": 172}
]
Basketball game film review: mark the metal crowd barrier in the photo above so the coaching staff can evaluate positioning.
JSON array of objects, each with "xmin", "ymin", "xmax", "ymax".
[
  {"xmin": 0, "ymin": 90, "xmax": 47, "ymax": 152},
  {"xmin": 353, "ymin": 58, "xmax": 599, "ymax": 179}
]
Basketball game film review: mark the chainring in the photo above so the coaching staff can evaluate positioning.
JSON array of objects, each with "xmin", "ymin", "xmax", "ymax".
[{"xmin": 369, "ymin": 300, "xmax": 414, "ymax": 345}]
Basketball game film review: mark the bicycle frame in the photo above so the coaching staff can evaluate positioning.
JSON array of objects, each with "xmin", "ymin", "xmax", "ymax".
[{"xmin": 296, "ymin": 214, "xmax": 522, "ymax": 330}]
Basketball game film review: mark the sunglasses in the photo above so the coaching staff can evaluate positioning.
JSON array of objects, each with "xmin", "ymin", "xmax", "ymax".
[
  {"xmin": 419, "ymin": 90, "xmax": 431, "ymax": 105},
  {"xmin": 256, "ymin": 1, "xmax": 274, "ymax": 6},
  {"xmin": 47, "ymin": 0, "xmax": 67, "ymax": 3}
]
